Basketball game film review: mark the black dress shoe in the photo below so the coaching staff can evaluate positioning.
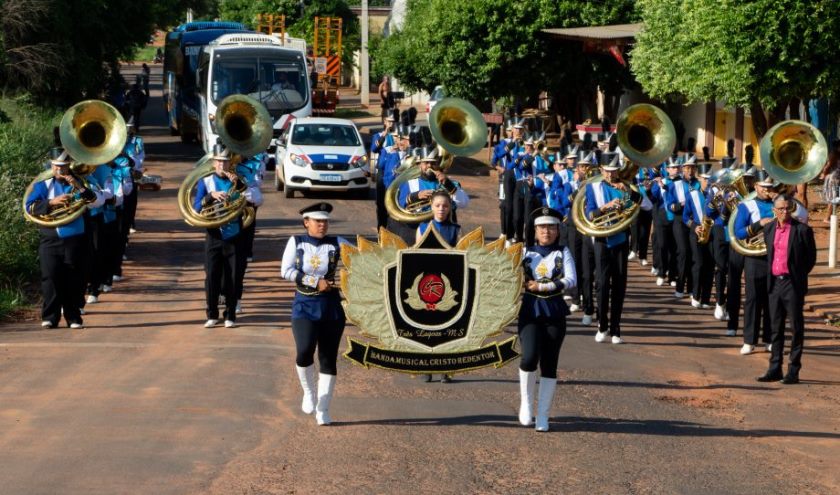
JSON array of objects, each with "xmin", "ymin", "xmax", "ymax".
[
  {"xmin": 756, "ymin": 371, "xmax": 784, "ymax": 382},
  {"xmin": 781, "ymin": 374, "xmax": 800, "ymax": 384}
]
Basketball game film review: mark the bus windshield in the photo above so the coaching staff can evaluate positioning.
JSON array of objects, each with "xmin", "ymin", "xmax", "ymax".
[{"xmin": 210, "ymin": 52, "xmax": 308, "ymax": 115}]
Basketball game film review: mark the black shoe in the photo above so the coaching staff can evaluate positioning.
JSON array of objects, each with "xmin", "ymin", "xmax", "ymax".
[
  {"xmin": 440, "ymin": 374, "xmax": 452, "ymax": 383},
  {"xmin": 781, "ymin": 374, "xmax": 800, "ymax": 385},
  {"xmin": 756, "ymin": 371, "xmax": 784, "ymax": 382}
]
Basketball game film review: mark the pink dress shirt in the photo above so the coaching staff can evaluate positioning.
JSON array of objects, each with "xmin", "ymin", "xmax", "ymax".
[{"xmin": 772, "ymin": 221, "xmax": 791, "ymax": 276}]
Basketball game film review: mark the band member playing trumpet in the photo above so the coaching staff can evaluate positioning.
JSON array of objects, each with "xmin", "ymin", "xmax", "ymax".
[
  {"xmin": 650, "ymin": 159, "xmax": 680, "ymax": 287},
  {"xmin": 371, "ymin": 112, "xmax": 396, "ymax": 230},
  {"xmin": 491, "ymin": 120, "xmax": 514, "ymax": 239},
  {"xmin": 682, "ymin": 163, "xmax": 714, "ymax": 309},
  {"xmin": 518, "ymin": 207, "xmax": 576, "ymax": 432},
  {"xmin": 631, "ymin": 166, "xmax": 656, "ymax": 267},
  {"xmin": 281, "ymin": 202, "xmax": 350, "ymax": 425},
  {"xmin": 25, "ymin": 148, "xmax": 100, "ymax": 329},
  {"xmin": 193, "ymin": 144, "xmax": 245, "ymax": 329},
  {"xmin": 512, "ymin": 134, "xmax": 537, "ymax": 244},
  {"xmin": 584, "ymin": 157, "xmax": 641, "ymax": 344},
  {"xmin": 733, "ymin": 170, "xmax": 777, "ymax": 354}
]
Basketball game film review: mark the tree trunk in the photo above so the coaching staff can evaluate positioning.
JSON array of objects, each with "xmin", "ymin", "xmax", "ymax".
[
  {"xmin": 749, "ymin": 100, "xmax": 769, "ymax": 139},
  {"xmin": 789, "ymin": 98, "xmax": 801, "ymax": 120},
  {"xmin": 768, "ymin": 101, "xmax": 788, "ymax": 128}
]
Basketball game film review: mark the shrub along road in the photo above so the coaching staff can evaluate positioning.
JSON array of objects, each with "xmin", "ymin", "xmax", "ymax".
[{"xmin": 0, "ymin": 65, "xmax": 838, "ymax": 494}]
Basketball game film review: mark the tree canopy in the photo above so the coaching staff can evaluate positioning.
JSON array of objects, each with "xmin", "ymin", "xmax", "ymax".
[{"xmin": 631, "ymin": 0, "xmax": 840, "ymax": 136}]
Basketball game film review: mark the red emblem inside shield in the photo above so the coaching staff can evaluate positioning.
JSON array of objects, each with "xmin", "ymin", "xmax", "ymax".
[{"xmin": 418, "ymin": 274, "xmax": 444, "ymax": 309}]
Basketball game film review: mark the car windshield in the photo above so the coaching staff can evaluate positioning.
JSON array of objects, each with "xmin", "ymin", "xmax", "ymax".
[
  {"xmin": 210, "ymin": 52, "xmax": 308, "ymax": 115},
  {"xmin": 290, "ymin": 124, "xmax": 360, "ymax": 147},
  {"xmin": 431, "ymin": 87, "xmax": 445, "ymax": 100}
]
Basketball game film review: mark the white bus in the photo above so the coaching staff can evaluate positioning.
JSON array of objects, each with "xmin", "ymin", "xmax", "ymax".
[{"xmin": 196, "ymin": 33, "xmax": 312, "ymax": 154}]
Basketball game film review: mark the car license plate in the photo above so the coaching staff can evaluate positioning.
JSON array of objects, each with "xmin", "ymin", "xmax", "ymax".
[{"xmin": 320, "ymin": 174, "xmax": 342, "ymax": 182}]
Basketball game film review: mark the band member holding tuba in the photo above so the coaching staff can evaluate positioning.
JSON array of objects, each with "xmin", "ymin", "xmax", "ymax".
[
  {"xmin": 756, "ymin": 194, "xmax": 816, "ymax": 384},
  {"xmin": 518, "ymin": 207, "xmax": 576, "ymax": 432},
  {"xmin": 682, "ymin": 163, "xmax": 714, "ymax": 309},
  {"xmin": 193, "ymin": 144, "xmax": 246, "ymax": 329},
  {"xmin": 585, "ymin": 156, "xmax": 641, "ymax": 344},
  {"xmin": 732, "ymin": 169, "xmax": 777, "ymax": 354},
  {"xmin": 281, "ymin": 202, "xmax": 350, "ymax": 425},
  {"xmin": 25, "ymin": 148, "xmax": 100, "ymax": 328},
  {"xmin": 707, "ymin": 157, "xmax": 738, "ymax": 323}
]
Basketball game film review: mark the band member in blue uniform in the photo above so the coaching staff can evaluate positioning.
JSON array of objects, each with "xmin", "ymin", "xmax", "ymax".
[
  {"xmin": 122, "ymin": 119, "xmax": 144, "ymax": 234},
  {"xmin": 666, "ymin": 156, "xmax": 700, "ymax": 298},
  {"xmin": 630, "ymin": 166, "xmax": 655, "ymax": 266},
  {"xmin": 512, "ymin": 134, "xmax": 537, "ymax": 244},
  {"xmin": 371, "ymin": 112, "xmax": 396, "ymax": 230},
  {"xmin": 500, "ymin": 119, "xmax": 525, "ymax": 242},
  {"xmin": 25, "ymin": 149, "xmax": 99, "ymax": 329},
  {"xmin": 395, "ymin": 147, "xmax": 469, "ymax": 244},
  {"xmin": 518, "ymin": 207, "xmax": 576, "ymax": 432},
  {"xmin": 193, "ymin": 144, "xmax": 245, "ymax": 329},
  {"xmin": 281, "ymin": 202, "xmax": 350, "ymax": 425},
  {"xmin": 725, "ymin": 161, "xmax": 756, "ymax": 336},
  {"xmin": 707, "ymin": 157, "xmax": 737, "ymax": 323},
  {"xmin": 492, "ymin": 121, "xmax": 514, "ymax": 239},
  {"xmin": 585, "ymin": 156, "xmax": 641, "ymax": 343},
  {"xmin": 111, "ymin": 153, "xmax": 134, "ymax": 283},
  {"xmin": 733, "ymin": 169, "xmax": 776, "ymax": 354},
  {"xmin": 651, "ymin": 159, "xmax": 680, "ymax": 287},
  {"xmin": 683, "ymin": 163, "xmax": 714, "ymax": 309},
  {"xmin": 85, "ymin": 158, "xmax": 117, "ymax": 304},
  {"xmin": 233, "ymin": 153, "xmax": 266, "ymax": 314}
]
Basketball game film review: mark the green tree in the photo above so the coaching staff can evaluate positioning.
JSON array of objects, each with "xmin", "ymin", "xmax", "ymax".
[{"xmin": 631, "ymin": 0, "xmax": 840, "ymax": 137}]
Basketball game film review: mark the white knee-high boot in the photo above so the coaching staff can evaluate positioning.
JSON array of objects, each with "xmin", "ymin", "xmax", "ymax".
[
  {"xmin": 518, "ymin": 369, "xmax": 537, "ymax": 426},
  {"xmin": 535, "ymin": 377, "xmax": 557, "ymax": 432},
  {"xmin": 316, "ymin": 373, "xmax": 336, "ymax": 425},
  {"xmin": 295, "ymin": 365, "xmax": 317, "ymax": 414}
]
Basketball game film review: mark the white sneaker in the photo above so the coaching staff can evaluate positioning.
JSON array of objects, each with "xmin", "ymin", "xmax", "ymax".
[
  {"xmin": 674, "ymin": 291, "xmax": 684, "ymax": 299},
  {"xmin": 714, "ymin": 304, "xmax": 725, "ymax": 320},
  {"xmin": 581, "ymin": 314, "xmax": 593, "ymax": 326},
  {"xmin": 504, "ymin": 240, "xmax": 511, "ymax": 248},
  {"xmin": 122, "ymin": 254, "xmax": 128, "ymax": 261},
  {"xmin": 725, "ymin": 329, "xmax": 736, "ymax": 337},
  {"xmin": 569, "ymin": 303, "xmax": 580, "ymax": 313},
  {"xmin": 611, "ymin": 336, "xmax": 623, "ymax": 344},
  {"xmin": 235, "ymin": 301, "xmax": 243, "ymax": 314},
  {"xmin": 129, "ymin": 227, "xmax": 137, "ymax": 234},
  {"xmin": 86, "ymin": 295, "xmax": 98, "ymax": 304},
  {"xmin": 70, "ymin": 323, "xmax": 84, "ymax": 329},
  {"xmin": 690, "ymin": 297, "xmax": 701, "ymax": 308},
  {"xmin": 628, "ymin": 251, "xmax": 637, "ymax": 261},
  {"xmin": 724, "ymin": 312, "xmax": 730, "ymax": 321},
  {"xmin": 670, "ymin": 281, "xmax": 677, "ymax": 287},
  {"xmin": 40, "ymin": 321, "xmax": 53, "ymax": 328},
  {"xmin": 651, "ymin": 267, "xmax": 659, "ymax": 275},
  {"xmin": 204, "ymin": 319, "xmax": 219, "ymax": 328},
  {"xmin": 563, "ymin": 295, "xmax": 573, "ymax": 301},
  {"xmin": 656, "ymin": 277, "xmax": 665, "ymax": 286},
  {"xmin": 641, "ymin": 259, "xmax": 649, "ymax": 266},
  {"xmin": 246, "ymin": 257, "xmax": 254, "ymax": 263},
  {"xmin": 79, "ymin": 308, "xmax": 85, "ymax": 315},
  {"xmin": 112, "ymin": 275, "xmax": 123, "ymax": 282},
  {"xmin": 701, "ymin": 303, "xmax": 711, "ymax": 309},
  {"xmin": 225, "ymin": 320, "xmax": 236, "ymax": 328},
  {"xmin": 765, "ymin": 343, "xmax": 772, "ymax": 352},
  {"xmin": 101, "ymin": 284, "xmax": 112, "ymax": 293},
  {"xmin": 595, "ymin": 330, "xmax": 608, "ymax": 343},
  {"xmin": 739, "ymin": 344, "xmax": 755, "ymax": 355}
]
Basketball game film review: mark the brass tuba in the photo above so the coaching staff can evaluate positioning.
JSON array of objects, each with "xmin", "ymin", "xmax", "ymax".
[
  {"xmin": 384, "ymin": 97, "xmax": 484, "ymax": 224},
  {"xmin": 177, "ymin": 94, "xmax": 271, "ymax": 228},
  {"xmin": 22, "ymin": 100, "xmax": 126, "ymax": 227},
  {"xmin": 572, "ymin": 105, "xmax": 676, "ymax": 237},
  {"xmin": 729, "ymin": 120, "xmax": 826, "ymax": 256}
]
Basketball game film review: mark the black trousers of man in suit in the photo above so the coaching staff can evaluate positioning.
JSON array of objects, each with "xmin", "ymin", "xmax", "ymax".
[
  {"xmin": 767, "ymin": 277, "xmax": 805, "ymax": 377},
  {"xmin": 711, "ymin": 225, "xmax": 729, "ymax": 306},
  {"xmin": 593, "ymin": 239, "xmax": 629, "ymax": 336},
  {"xmin": 726, "ymin": 248, "xmax": 745, "ymax": 333},
  {"xmin": 743, "ymin": 255, "xmax": 771, "ymax": 346},
  {"xmin": 689, "ymin": 229, "xmax": 714, "ymax": 305}
]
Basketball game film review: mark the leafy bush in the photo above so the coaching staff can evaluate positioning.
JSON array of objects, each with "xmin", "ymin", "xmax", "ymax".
[{"xmin": 0, "ymin": 96, "xmax": 61, "ymax": 318}]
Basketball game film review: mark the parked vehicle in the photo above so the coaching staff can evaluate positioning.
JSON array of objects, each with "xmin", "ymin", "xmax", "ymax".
[
  {"xmin": 425, "ymin": 85, "xmax": 445, "ymax": 114},
  {"xmin": 274, "ymin": 118, "xmax": 370, "ymax": 198}
]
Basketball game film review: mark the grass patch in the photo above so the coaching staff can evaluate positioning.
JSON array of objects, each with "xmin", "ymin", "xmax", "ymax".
[
  {"xmin": 334, "ymin": 108, "xmax": 376, "ymax": 119},
  {"xmin": 128, "ymin": 45, "xmax": 159, "ymax": 63}
]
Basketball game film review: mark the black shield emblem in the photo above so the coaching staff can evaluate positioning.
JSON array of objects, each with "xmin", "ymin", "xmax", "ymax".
[{"xmin": 385, "ymin": 250, "xmax": 477, "ymax": 348}]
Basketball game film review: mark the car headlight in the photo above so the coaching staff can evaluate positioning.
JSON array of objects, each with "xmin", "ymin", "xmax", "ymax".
[{"xmin": 289, "ymin": 153, "xmax": 308, "ymax": 167}]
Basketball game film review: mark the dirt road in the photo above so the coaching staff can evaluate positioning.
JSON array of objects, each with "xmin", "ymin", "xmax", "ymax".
[{"xmin": 1, "ymin": 65, "xmax": 838, "ymax": 495}]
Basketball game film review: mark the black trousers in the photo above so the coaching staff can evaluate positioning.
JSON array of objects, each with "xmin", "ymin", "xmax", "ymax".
[
  {"xmin": 743, "ymin": 255, "xmax": 771, "ymax": 345},
  {"xmin": 92, "ymin": 217, "xmax": 121, "ymax": 291},
  {"xmin": 501, "ymin": 169, "xmax": 516, "ymax": 239},
  {"xmin": 654, "ymin": 210, "xmax": 677, "ymax": 280},
  {"xmin": 711, "ymin": 225, "xmax": 730, "ymax": 306},
  {"xmin": 518, "ymin": 317, "xmax": 567, "ymax": 378},
  {"xmin": 726, "ymin": 248, "xmax": 745, "ymax": 332},
  {"xmin": 673, "ymin": 219, "xmax": 692, "ymax": 293},
  {"xmin": 113, "ymin": 209, "xmax": 127, "ymax": 278},
  {"xmin": 205, "ymin": 232, "xmax": 243, "ymax": 321},
  {"xmin": 689, "ymin": 230, "xmax": 714, "ymax": 304},
  {"xmin": 767, "ymin": 277, "xmax": 805, "ymax": 376},
  {"xmin": 39, "ymin": 234, "xmax": 86, "ymax": 326},
  {"xmin": 512, "ymin": 180, "xmax": 536, "ymax": 242},
  {"xmin": 594, "ymin": 239, "xmax": 629, "ymax": 336},
  {"xmin": 375, "ymin": 177, "xmax": 388, "ymax": 230},
  {"xmin": 579, "ymin": 233, "xmax": 596, "ymax": 315},
  {"xmin": 292, "ymin": 318, "xmax": 346, "ymax": 375},
  {"xmin": 564, "ymin": 220, "xmax": 581, "ymax": 302},
  {"xmin": 79, "ymin": 215, "xmax": 98, "ymax": 309},
  {"xmin": 651, "ymin": 206, "xmax": 662, "ymax": 271},
  {"xmin": 124, "ymin": 185, "xmax": 138, "ymax": 230},
  {"xmin": 387, "ymin": 217, "xmax": 419, "ymax": 245},
  {"xmin": 632, "ymin": 208, "xmax": 653, "ymax": 261},
  {"xmin": 242, "ymin": 206, "xmax": 258, "ymax": 259}
]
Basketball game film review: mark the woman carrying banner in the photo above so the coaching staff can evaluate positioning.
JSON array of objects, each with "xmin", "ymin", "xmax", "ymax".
[
  {"xmin": 281, "ymin": 202, "xmax": 351, "ymax": 425},
  {"xmin": 517, "ymin": 206, "xmax": 576, "ymax": 432}
]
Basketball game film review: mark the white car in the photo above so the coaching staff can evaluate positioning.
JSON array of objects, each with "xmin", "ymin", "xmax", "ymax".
[
  {"xmin": 425, "ymin": 85, "xmax": 445, "ymax": 114},
  {"xmin": 274, "ymin": 117, "xmax": 370, "ymax": 198}
]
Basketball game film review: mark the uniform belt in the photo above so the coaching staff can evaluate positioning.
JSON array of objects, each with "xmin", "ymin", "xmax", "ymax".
[
  {"xmin": 524, "ymin": 290, "xmax": 563, "ymax": 299},
  {"xmin": 774, "ymin": 274, "xmax": 790, "ymax": 280},
  {"xmin": 296, "ymin": 286, "xmax": 322, "ymax": 296}
]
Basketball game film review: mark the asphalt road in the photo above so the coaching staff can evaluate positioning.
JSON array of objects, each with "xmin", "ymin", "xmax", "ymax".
[{"xmin": 1, "ymin": 65, "xmax": 839, "ymax": 495}]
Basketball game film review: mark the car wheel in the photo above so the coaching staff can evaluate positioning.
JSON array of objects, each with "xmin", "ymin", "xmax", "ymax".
[
  {"xmin": 275, "ymin": 171, "xmax": 284, "ymax": 191},
  {"xmin": 353, "ymin": 187, "xmax": 369, "ymax": 200},
  {"xmin": 284, "ymin": 186, "xmax": 295, "ymax": 199}
]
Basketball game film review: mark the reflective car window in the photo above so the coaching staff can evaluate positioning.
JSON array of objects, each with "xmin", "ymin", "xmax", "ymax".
[{"xmin": 291, "ymin": 124, "xmax": 360, "ymax": 146}]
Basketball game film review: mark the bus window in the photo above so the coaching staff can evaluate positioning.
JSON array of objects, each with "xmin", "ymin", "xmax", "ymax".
[{"xmin": 210, "ymin": 52, "xmax": 308, "ymax": 116}]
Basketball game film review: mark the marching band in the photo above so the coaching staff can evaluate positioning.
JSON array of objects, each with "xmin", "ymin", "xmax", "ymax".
[{"xmin": 21, "ymin": 92, "xmax": 822, "ymax": 430}]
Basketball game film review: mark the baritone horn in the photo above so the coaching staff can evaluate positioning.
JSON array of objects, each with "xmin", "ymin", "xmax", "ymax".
[
  {"xmin": 22, "ymin": 100, "xmax": 126, "ymax": 227},
  {"xmin": 177, "ymin": 94, "xmax": 270, "ymax": 228},
  {"xmin": 384, "ymin": 97, "xmax": 484, "ymax": 224},
  {"xmin": 572, "ymin": 104, "xmax": 676, "ymax": 237}
]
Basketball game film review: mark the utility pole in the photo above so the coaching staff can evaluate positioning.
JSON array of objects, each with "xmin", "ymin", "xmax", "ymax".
[
  {"xmin": 360, "ymin": 0, "xmax": 370, "ymax": 107},
  {"xmin": 186, "ymin": 8, "xmax": 193, "ymax": 23}
]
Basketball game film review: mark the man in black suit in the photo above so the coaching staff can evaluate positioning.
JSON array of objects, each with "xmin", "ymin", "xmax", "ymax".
[{"xmin": 756, "ymin": 194, "xmax": 816, "ymax": 384}]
